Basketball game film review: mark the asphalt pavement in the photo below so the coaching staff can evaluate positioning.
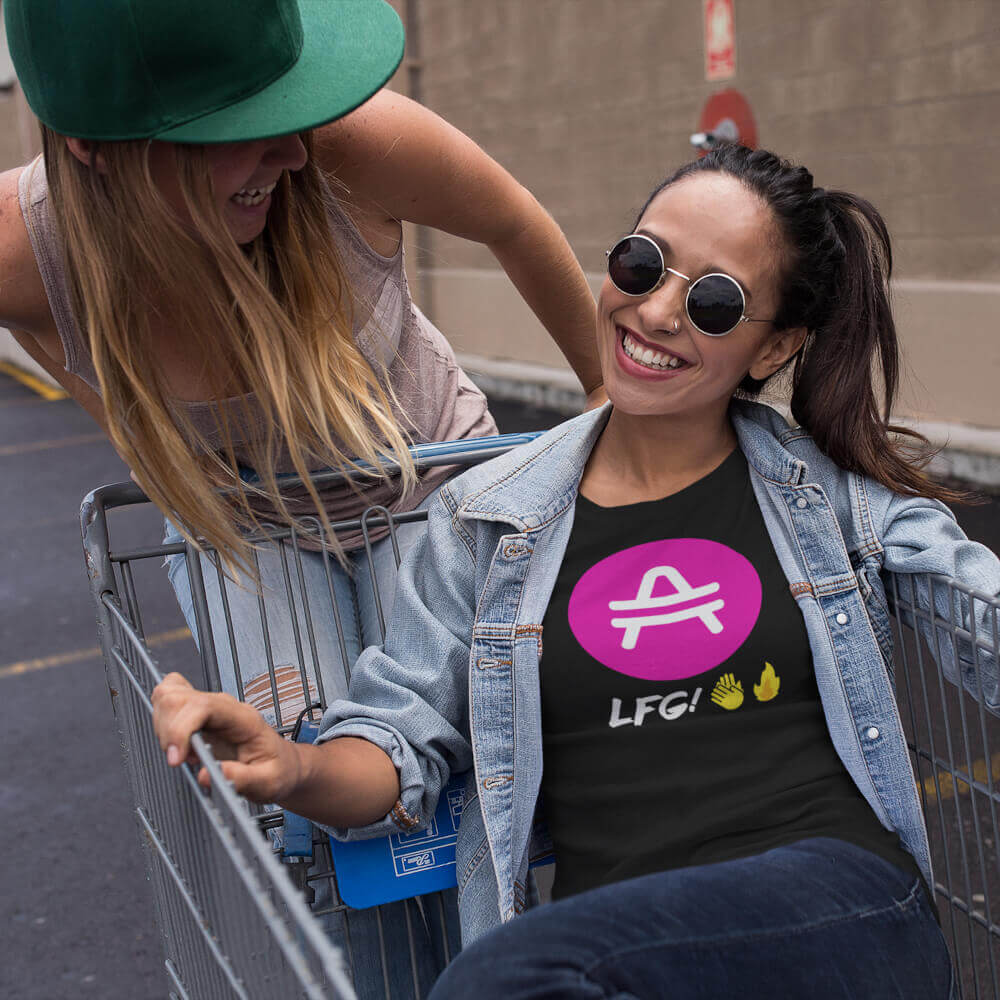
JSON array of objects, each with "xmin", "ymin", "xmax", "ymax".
[{"xmin": 1, "ymin": 368, "xmax": 998, "ymax": 999}]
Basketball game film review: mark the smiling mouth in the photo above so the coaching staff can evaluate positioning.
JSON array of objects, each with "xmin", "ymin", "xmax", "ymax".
[
  {"xmin": 619, "ymin": 327, "xmax": 691, "ymax": 371},
  {"xmin": 230, "ymin": 181, "xmax": 277, "ymax": 207}
]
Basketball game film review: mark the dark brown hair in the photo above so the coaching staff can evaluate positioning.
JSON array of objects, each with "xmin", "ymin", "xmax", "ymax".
[{"xmin": 639, "ymin": 145, "xmax": 970, "ymax": 505}]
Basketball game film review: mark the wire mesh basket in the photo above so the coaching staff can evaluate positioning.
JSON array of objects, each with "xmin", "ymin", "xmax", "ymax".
[
  {"xmin": 81, "ymin": 436, "xmax": 533, "ymax": 1000},
  {"xmin": 80, "ymin": 436, "xmax": 1000, "ymax": 999},
  {"xmin": 889, "ymin": 573, "xmax": 1000, "ymax": 998}
]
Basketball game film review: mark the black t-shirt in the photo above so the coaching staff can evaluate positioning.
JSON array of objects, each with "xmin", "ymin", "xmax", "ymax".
[{"xmin": 539, "ymin": 447, "xmax": 924, "ymax": 901}]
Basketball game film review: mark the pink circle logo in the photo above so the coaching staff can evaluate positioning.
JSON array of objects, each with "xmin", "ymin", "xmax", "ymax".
[{"xmin": 567, "ymin": 539, "xmax": 762, "ymax": 681}]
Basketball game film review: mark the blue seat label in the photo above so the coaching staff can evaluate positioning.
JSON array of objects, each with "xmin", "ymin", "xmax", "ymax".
[
  {"xmin": 329, "ymin": 776, "xmax": 467, "ymax": 909},
  {"xmin": 329, "ymin": 776, "xmax": 553, "ymax": 909}
]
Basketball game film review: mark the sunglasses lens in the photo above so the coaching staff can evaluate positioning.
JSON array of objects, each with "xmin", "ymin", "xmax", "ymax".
[
  {"xmin": 607, "ymin": 236, "xmax": 662, "ymax": 296},
  {"xmin": 687, "ymin": 274, "xmax": 745, "ymax": 336}
]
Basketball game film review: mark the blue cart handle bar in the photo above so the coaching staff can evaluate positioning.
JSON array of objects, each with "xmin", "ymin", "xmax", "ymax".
[{"xmin": 239, "ymin": 433, "xmax": 544, "ymax": 487}]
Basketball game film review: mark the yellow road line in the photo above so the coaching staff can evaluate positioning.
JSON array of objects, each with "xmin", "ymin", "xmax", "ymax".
[
  {"xmin": 0, "ymin": 627, "xmax": 192, "ymax": 680},
  {"xmin": 0, "ymin": 431, "xmax": 106, "ymax": 457},
  {"xmin": 0, "ymin": 360, "xmax": 68, "ymax": 401},
  {"xmin": 0, "ymin": 395, "xmax": 49, "ymax": 409},
  {"xmin": 923, "ymin": 752, "xmax": 1000, "ymax": 802}
]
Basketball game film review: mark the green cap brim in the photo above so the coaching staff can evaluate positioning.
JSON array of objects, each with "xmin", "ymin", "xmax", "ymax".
[{"xmin": 156, "ymin": 0, "xmax": 404, "ymax": 144}]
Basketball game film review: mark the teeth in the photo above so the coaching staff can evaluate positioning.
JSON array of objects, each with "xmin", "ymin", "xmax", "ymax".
[
  {"xmin": 231, "ymin": 181, "xmax": 277, "ymax": 206},
  {"xmin": 622, "ymin": 331, "xmax": 685, "ymax": 371}
]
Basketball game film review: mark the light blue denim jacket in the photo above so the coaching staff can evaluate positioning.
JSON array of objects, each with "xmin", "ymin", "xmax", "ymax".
[{"xmin": 317, "ymin": 401, "xmax": 1000, "ymax": 946}]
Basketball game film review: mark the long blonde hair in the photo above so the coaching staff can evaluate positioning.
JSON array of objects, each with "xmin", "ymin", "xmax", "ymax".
[{"xmin": 42, "ymin": 128, "xmax": 416, "ymax": 571}]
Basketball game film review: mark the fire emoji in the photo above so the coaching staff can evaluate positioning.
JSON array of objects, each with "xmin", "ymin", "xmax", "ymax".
[{"xmin": 754, "ymin": 662, "xmax": 780, "ymax": 702}]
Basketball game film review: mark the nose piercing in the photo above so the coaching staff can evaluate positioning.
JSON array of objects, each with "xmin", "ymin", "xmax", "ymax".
[{"xmin": 671, "ymin": 318, "xmax": 680, "ymax": 334}]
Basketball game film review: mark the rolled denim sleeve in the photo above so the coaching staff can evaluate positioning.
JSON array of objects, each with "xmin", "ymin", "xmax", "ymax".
[
  {"xmin": 314, "ymin": 483, "xmax": 477, "ymax": 840},
  {"xmin": 880, "ymin": 491, "xmax": 1000, "ymax": 714}
]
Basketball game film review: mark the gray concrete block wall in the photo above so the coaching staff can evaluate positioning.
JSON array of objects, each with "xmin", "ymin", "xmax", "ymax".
[
  {"xmin": 416, "ymin": 0, "xmax": 1000, "ymax": 281},
  {"xmin": 407, "ymin": 0, "xmax": 1000, "ymax": 434}
]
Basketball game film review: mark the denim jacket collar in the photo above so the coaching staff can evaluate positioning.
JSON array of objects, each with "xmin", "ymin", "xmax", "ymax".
[
  {"xmin": 458, "ymin": 399, "xmax": 807, "ymax": 530},
  {"xmin": 456, "ymin": 404, "xmax": 609, "ymax": 530}
]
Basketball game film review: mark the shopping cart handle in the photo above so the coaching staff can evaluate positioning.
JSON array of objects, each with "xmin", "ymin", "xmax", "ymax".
[
  {"xmin": 405, "ymin": 432, "xmax": 543, "ymax": 463},
  {"xmin": 241, "ymin": 432, "xmax": 545, "ymax": 485}
]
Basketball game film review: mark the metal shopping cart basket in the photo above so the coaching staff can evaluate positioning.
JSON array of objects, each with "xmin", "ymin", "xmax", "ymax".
[
  {"xmin": 80, "ymin": 436, "xmax": 535, "ymax": 1000},
  {"xmin": 80, "ymin": 435, "xmax": 1000, "ymax": 1000}
]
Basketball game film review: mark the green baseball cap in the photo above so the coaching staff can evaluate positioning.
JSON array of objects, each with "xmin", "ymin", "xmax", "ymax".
[{"xmin": 4, "ymin": 0, "xmax": 404, "ymax": 143}]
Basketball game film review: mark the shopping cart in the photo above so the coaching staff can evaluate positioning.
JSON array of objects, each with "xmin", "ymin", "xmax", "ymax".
[{"xmin": 80, "ymin": 437, "xmax": 1000, "ymax": 999}]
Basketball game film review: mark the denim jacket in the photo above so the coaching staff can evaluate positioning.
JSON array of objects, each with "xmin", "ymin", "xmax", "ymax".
[{"xmin": 317, "ymin": 401, "xmax": 1000, "ymax": 946}]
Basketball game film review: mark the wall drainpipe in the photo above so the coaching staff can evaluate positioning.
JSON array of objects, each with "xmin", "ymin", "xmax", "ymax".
[{"xmin": 404, "ymin": 0, "xmax": 435, "ymax": 320}]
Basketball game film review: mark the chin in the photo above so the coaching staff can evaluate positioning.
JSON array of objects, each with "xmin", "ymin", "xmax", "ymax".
[
  {"xmin": 604, "ymin": 380, "xmax": 686, "ymax": 418},
  {"xmin": 229, "ymin": 222, "xmax": 267, "ymax": 245}
]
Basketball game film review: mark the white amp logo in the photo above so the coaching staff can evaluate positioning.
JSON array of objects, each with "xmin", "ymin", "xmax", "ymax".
[{"xmin": 609, "ymin": 566, "xmax": 725, "ymax": 649}]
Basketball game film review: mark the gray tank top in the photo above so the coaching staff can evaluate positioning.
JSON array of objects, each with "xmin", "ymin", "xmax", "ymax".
[{"xmin": 18, "ymin": 157, "xmax": 496, "ymax": 549}]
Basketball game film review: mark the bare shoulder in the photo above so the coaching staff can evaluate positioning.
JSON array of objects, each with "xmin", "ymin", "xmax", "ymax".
[
  {"xmin": 312, "ymin": 89, "xmax": 534, "ymax": 246},
  {"xmin": 313, "ymin": 89, "xmax": 485, "ymax": 202},
  {"xmin": 0, "ymin": 165, "xmax": 59, "ymax": 355},
  {"xmin": 311, "ymin": 91, "xmax": 422, "ymax": 255},
  {"xmin": 312, "ymin": 90, "xmax": 423, "ymax": 179}
]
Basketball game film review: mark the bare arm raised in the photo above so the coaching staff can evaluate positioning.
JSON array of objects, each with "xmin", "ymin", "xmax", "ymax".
[{"xmin": 315, "ymin": 89, "xmax": 603, "ymax": 399}]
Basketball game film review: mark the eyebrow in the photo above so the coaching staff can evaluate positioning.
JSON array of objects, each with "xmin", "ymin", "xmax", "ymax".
[{"xmin": 634, "ymin": 228, "xmax": 754, "ymax": 304}]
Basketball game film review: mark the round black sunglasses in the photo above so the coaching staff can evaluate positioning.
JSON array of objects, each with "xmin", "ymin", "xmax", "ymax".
[{"xmin": 606, "ymin": 233, "xmax": 773, "ymax": 337}]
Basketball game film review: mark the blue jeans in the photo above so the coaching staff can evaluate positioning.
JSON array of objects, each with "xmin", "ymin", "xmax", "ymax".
[
  {"xmin": 163, "ymin": 497, "xmax": 461, "ymax": 1000},
  {"xmin": 163, "ymin": 518, "xmax": 426, "ymax": 713},
  {"xmin": 429, "ymin": 839, "xmax": 954, "ymax": 1000}
]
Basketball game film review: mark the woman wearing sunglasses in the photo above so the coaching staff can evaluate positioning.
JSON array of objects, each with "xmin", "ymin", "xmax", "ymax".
[{"xmin": 154, "ymin": 144, "xmax": 996, "ymax": 997}]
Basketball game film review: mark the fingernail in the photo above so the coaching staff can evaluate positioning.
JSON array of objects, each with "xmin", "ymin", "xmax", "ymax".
[{"xmin": 167, "ymin": 745, "xmax": 180, "ymax": 766}]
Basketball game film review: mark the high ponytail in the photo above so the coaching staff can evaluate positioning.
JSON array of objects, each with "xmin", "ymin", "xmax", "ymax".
[
  {"xmin": 789, "ymin": 190, "xmax": 946, "ymax": 499},
  {"xmin": 641, "ymin": 146, "xmax": 970, "ymax": 505}
]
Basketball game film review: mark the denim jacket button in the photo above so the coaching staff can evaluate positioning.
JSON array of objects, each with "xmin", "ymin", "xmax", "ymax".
[
  {"xmin": 866, "ymin": 726, "xmax": 880, "ymax": 740},
  {"xmin": 836, "ymin": 612, "xmax": 849, "ymax": 625},
  {"xmin": 796, "ymin": 497, "xmax": 808, "ymax": 509}
]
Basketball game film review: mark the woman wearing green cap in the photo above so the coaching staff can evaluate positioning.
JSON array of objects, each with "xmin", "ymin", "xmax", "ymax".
[
  {"xmin": 0, "ymin": 1, "xmax": 603, "ymax": 698},
  {"xmin": 0, "ymin": 0, "xmax": 601, "ymax": 994}
]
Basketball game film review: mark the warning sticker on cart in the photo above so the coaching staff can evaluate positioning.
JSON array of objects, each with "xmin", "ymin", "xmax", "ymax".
[{"xmin": 329, "ymin": 776, "xmax": 553, "ymax": 909}]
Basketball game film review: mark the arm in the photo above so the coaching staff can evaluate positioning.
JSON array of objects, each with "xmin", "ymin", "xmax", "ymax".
[
  {"xmin": 0, "ymin": 166, "xmax": 112, "ymax": 431},
  {"xmin": 153, "ymin": 482, "xmax": 478, "ymax": 834},
  {"xmin": 8, "ymin": 327, "xmax": 110, "ymax": 432},
  {"xmin": 314, "ymin": 90, "xmax": 602, "ymax": 398},
  {"xmin": 881, "ymin": 491, "xmax": 1000, "ymax": 714},
  {"xmin": 311, "ymin": 481, "xmax": 477, "ymax": 837},
  {"xmin": 152, "ymin": 674, "xmax": 401, "ymax": 828}
]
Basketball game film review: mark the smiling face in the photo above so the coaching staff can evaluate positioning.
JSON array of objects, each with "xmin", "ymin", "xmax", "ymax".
[
  {"xmin": 146, "ymin": 134, "xmax": 309, "ymax": 245},
  {"xmin": 64, "ymin": 132, "xmax": 310, "ymax": 245},
  {"xmin": 599, "ymin": 172, "xmax": 805, "ymax": 421}
]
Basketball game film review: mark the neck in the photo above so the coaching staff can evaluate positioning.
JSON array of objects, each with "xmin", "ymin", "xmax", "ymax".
[{"xmin": 581, "ymin": 401, "xmax": 739, "ymax": 506}]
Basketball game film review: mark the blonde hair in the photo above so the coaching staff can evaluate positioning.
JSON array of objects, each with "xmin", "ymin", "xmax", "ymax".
[{"xmin": 41, "ymin": 127, "xmax": 416, "ymax": 572}]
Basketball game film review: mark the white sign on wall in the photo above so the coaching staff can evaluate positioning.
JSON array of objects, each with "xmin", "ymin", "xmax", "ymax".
[{"xmin": 704, "ymin": 0, "xmax": 736, "ymax": 81}]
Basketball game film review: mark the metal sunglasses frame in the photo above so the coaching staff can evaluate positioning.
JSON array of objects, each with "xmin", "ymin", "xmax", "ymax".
[{"xmin": 605, "ymin": 233, "xmax": 773, "ymax": 337}]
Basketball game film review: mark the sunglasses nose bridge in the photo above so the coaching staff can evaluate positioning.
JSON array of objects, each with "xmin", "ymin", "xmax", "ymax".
[
  {"xmin": 651, "ymin": 267, "xmax": 694, "ymax": 306},
  {"xmin": 636, "ymin": 269, "xmax": 688, "ymax": 329}
]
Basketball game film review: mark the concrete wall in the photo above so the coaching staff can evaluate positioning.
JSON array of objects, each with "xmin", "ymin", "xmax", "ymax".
[
  {"xmin": 4, "ymin": 0, "xmax": 998, "ymax": 444},
  {"xmin": 408, "ymin": 0, "xmax": 1000, "ymax": 433}
]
